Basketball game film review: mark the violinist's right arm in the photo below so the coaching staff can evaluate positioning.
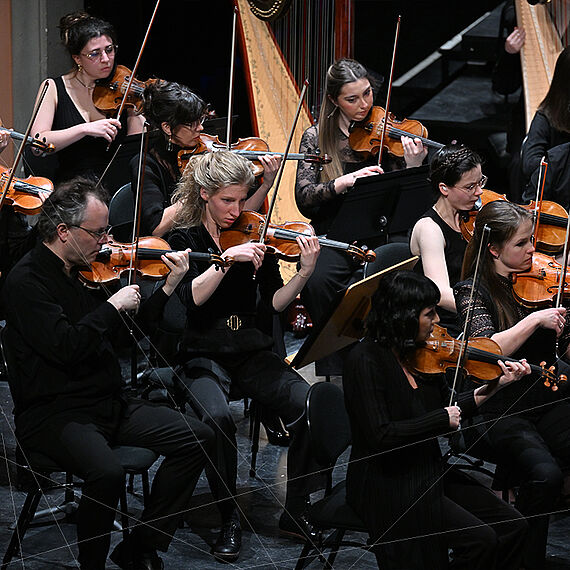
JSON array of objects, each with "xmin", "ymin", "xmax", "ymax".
[{"xmin": 31, "ymin": 79, "xmax": 121, "ymax": 151}]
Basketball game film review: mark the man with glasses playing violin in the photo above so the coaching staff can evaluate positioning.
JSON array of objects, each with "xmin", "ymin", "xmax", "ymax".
[{"xmin": 1, "ymin": 177, "xmax": 214, "ymax": 570}]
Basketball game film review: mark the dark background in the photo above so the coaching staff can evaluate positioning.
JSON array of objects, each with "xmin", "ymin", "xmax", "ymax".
[{"xmin": 85, "ymin": 0, "xmax": 501, "ymax": 136}]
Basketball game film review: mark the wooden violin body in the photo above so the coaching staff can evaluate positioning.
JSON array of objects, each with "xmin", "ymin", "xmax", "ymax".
[
  {"xmin": 177, "ymin": 134, "xmax": 331, "ymax": 176},
  {"xmin": 410, "ymin": 324, "xmax": 565, "ymax": 390},
  {"xmin": 93, "ymin": 65, "xmax": 158, "ymax": 115},
  {"xmin": 349, "ymin": 106, "xmax": 444, "ymax": 158},
  {"xmin": 460, "ymin": 189, "xmax": 569, "ymax": 254},
  {"xmin": 78, "ymin": 236, "xmax": 230, "ymax": 287},
  {"xmin": 0, "ymin": 165, "xmax": 53, "ymax": 215},
  {"xmin": 219, "ymin": 210, "xmax": 376, "ymax": 263}
]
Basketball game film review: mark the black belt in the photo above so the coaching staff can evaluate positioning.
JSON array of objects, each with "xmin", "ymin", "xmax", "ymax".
[{"xmin": 206, "ymin": 315, "xmax": 256, "ymax": 331}]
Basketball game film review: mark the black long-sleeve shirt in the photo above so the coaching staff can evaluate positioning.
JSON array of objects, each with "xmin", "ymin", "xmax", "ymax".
[{"xmin": 2, "ymin": 243, "xmax": 169, "ymax": 437}]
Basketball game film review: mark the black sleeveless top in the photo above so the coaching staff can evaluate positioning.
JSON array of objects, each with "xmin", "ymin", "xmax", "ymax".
[
  {"xmin": 51, "ymin": 76, "xmax": 128, "ymax": 185},
  {"xmin": 415, "ymin": 207, "xmax": 466, "ymax": 335}
]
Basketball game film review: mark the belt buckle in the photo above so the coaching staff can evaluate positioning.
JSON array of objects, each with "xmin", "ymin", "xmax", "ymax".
[{"xmin": 226, "ymin": 315, "xmax": 242, "ymax": 331}]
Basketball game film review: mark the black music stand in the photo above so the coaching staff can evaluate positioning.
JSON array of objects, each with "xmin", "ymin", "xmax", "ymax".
[
  {"xmin": 288, "ymin": 255, "xmax": 418, "ymax": 369},
  {"xmin": 327, "ymin": 164, "xmax": 432, "ymax": 247}
]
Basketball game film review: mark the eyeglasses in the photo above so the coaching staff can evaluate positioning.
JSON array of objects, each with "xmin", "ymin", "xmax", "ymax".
[
  {"xmin": 454, "ymin": 174, "xmax": 488, "ymax": 194},
  {"xmin": 182, "ymin": 115, "xmax": 207, "ymax": 130},
  {"xmin": 81, "ymin": 44, "xmax": 118, "ymax": 61},
  {"xmin": 70, "ymin": 224, "xmax": 113, "ymax": 240}
]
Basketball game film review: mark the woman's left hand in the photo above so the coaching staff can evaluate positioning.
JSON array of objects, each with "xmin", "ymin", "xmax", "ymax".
[
  {"xmin": 0, "ymin": 129, "xmax": 10, "ymax": 153},
  {"xmin": 402, "ymin": 135, "xmax": 428, "ymax": 168},
  {"xmin": 161, "ymin": 248, "xmax": 191, "ymax": 295},
  {"xmin": 258, "ymin": 154, "xmax": 282, "ymax": 187},
  {"xmin": 297, "ymin": 235, "xmax": 320, "ymax": 277},
  {"xmin": 497, "ymin": 358, "xmax": 531, "ymax": 387}
]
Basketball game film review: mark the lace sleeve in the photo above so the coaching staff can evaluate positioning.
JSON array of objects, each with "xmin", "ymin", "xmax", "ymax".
[
  {"xmin": 294, "ymin": 126, "xmax": 337, "ymax": 217},
  {"xmin": 453, "ymin": 280, "xmax": 497, "ymax": 338}
]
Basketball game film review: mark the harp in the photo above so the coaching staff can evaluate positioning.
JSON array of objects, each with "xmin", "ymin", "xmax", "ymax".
[
  {"xmin": 236, "ymin": 0, "xmax": 353, "ymax": 276},
  {"xmin": 515, "ymin": 0, "xmax": 569, "ymax": 130}
]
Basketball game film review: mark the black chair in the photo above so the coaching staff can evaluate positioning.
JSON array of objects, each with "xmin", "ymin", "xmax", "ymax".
[
  {"xmin": 108, "ymin": 182, "xmax": 135, "ymax": 242},
  {"xmin": 0, "ymin": 327, "xmax": 159, "ymax": 568},
  {"xmin": 363, "ymin": 241, "xmax": 412, "ymax": 278},
  {"xmin": 295, "ymin": 382, "xmax": 369, "ymax": 570}
]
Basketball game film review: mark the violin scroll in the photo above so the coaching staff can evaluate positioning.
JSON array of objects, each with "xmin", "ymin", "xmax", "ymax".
[
  {"xmin": 346, "ymin": 244, "xmax": 376, "ymax": 263},
  {"xmin": 540, "ymin": 361, "xmax": 567, "ymax": 391}
]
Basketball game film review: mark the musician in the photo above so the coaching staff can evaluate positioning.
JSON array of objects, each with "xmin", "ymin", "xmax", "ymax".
[
  {"xmin": 454, "ymin": 200, "xmax": 570, "ymax": 569},
  {"xmin": 344, "ymin": 270, "xmax": 528, "ymax": 569},
  {"xmin": 135, "ymin": 79, "xmax": 281, "ymax": 238},
  {"xmin": 30, "ymin": 12, "xmax": 144, "ymax": 187},
  {"xmin": 295, "ymin": 58, "xmax": 427, "ymax": 326},
  {"xmin": 521, "ymin": 46, "xmax": 570, "ymax": 205},
  {"xmin": 410, "ymin": 144, "xmax": 484, "ymax": 336},
  {"xmin": 1, "ymin": 178, "xmax": 214, "ymax": 570},
  {"xmin": 169, "ymin": 151, "xmax": 323, "ymax": 562}
]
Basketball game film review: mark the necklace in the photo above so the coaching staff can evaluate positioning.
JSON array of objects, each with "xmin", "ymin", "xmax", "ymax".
[{"xmin": 75, "ymin": 74, "xmax": 95, "ymax": 90}]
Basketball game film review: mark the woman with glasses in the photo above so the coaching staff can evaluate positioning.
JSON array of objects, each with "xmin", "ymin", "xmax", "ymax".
[
  {"xmin": 30, "ymin": 12, "xmax": 144, "ymax": 186},
  {"xmin": 454, "ymin": 200, "xmax": 570, "ymax": 569},
  {"xmin": 135, "ymin": 79, "xmax": 281, "ymax": 238},
  {"xmin": 409, "ymin": 144, "xmax": 485, "ymax": 336}
]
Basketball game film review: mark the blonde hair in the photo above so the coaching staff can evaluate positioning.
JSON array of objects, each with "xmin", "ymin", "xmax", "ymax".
[{"xmin": 172, "ymin": 151, "xmax": 255, "ymax": 228}]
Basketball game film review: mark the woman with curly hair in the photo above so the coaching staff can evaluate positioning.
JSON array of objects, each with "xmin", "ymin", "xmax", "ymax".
[
  {"xmin": 344, "ymin": 270, "xmax": 528, "ymax": 569},
  {"xmin": 30, "ymin": 11, "xmax": 144, "ymax": 185}
]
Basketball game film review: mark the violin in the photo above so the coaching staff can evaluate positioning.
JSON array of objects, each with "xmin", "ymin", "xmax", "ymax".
[
  {"xmin": 177, "ymin": 133, "xmax": 331, "ymax": 177},
  {"xmin": 460, "ymin": 189, "xmax": 569, "ymax": 254},
  {"xmin": 410, "ymin": 323, "xmax": 566, "ymax": 390},
  {"xmin": 0, "ymin": 165, "xmax": 53, "ymax": 215},
  {"xmin": 510, "ymin": 251, "xmax": 570, "ymax": 308},
  {"xmin": 92, "ymin": 65, "xmax": 158, "ymax": 115},
  {"xmin": 348, "ymin": 106, "xmax": 444, "ymax": 158},
  {"xmin": 78, "ymin": 236, "xmax": 231, "ymax": 286},
  {"xmin": 219, "ymin": 210, "xmax": 376, "ymax": 263},
  {"xmin": 0, "ymin": 122, "xmax": 55, "ymax": 156}
]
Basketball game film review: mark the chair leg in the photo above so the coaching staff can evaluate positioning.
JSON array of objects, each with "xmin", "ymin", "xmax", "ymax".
[
  {"xmin": 119, "ymin": 478, "xmax": 129, "ymax": 541},
  {"xmin": 141, "ymin": 471, "xmax": 151, "ymax": 508},
  {"xmin": 2, "ymin": 489, "xmax": 42, "ymax": 568},
  {"xmin": 250, "ymin": 402, "xmax": 261, "ymax": 478},
  {"xmin": 294, "ymin": 540, "xmax": 315, "ymax": 570},
  {"xmin": 127, "ymin": 473, "xmax": 135, "ymax": 494},
  {"xmin": 325, "ymin": 529, "xmax": 346, "ymax": 568}
]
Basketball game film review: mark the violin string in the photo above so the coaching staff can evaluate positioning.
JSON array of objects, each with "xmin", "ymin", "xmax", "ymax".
[{"xmin": 6, "ymin": 207, "xmax": 291, "ymax": 567}]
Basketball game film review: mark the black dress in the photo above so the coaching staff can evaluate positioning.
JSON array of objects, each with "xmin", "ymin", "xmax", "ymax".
[
  {"xmin": 344, "ymin": 338, "xmax": 527, "ymax": 569},
  {"xmin": 25, "ymin": 76, "xmax": 130, "ymax": 190},
  {"xmin": 414, "ymin": 207, "xmax": 466, "ymax": 336}
]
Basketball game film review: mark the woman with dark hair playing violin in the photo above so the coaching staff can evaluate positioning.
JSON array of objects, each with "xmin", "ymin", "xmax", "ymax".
[
  {"xmin": 295, "ymin": 58, "xmax": 427, "ymax": 327},
  {"xmin": 135, "ymin": 79, "xmax": 281, "ymax": 238},
  {"xmin": 30, "ymin": 11, "xmax": 144, "ymax": 186},
  {"xmin": 454, "ymin": 200, "xmax": 570, "ymax": 569},
  {"xmin": 344, "ymin": 270, "xmax": 528, "ymax": 569},
  {"xmin": 410, "ymin": 144, "xmax": 485, "ymax": 336},
  {"xmin": 168, "ymin": 150, "xmax": 324, "ymax": 562}
]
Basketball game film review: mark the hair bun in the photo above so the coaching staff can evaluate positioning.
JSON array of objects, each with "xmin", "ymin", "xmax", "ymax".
[{"xmin": 59, "ymin": 11, "xmax": 91, "ymax": 45}]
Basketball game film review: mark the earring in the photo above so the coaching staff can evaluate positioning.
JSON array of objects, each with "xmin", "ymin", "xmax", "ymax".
[
  {"xmin": 77, "ymin": 63, "xmax": 83, "ymax": 73},
  {"xmin": 167, "ymin": 136, "xmax": 173, "ymax": 151},
  {"xmin": 327, "ymin": 105, "xmax": 338, "ymax": 119}
]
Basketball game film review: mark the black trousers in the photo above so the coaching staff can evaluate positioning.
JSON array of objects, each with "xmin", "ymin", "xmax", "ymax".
[
  {"xmin": 300, "ymin": 247, "xmax": 361, "ymax": 327},
  {"xmin": 375, "ymin": 472, "xmax": 528, "ymax": 570},
  {"xmin": 485, "ymin": 400, "xmax": 570, "ymax": 569},
  {"xmin": 20, "ymin": 398, "xmax": 213, "ymax": 570},
  {"xmin": 181, "ymin": 350, "xmax": 323, "ymax": 518}
]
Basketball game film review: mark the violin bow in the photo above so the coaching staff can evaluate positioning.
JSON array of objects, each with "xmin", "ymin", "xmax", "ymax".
[
  {"xmin": 448, "ymin": 224, "xmax": 491, "ymax": 407},
  {"xmin": 531, "ymin": 157, "xmax": 548, "ymax": 249},
  {"xmin": 114, "ymin": 0, "xmax": 162, "ymax": 126},
  {"xmin": 0, "ymin": 81, "xmax": 49, "ymax": 210},
  {"xmin": 259, "ymin": 80, "xmax": 309, "ymax": 244},
  {"xmin": 376, "ymin": 15, "xmax": 401, "ymax": 167},
  {"xmin": 225, "ymin": 4, "xmax": 239, "ymax": 150}
]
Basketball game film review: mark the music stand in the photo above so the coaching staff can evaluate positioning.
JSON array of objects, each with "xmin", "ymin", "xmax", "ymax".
[
  {"xmin": 288, "ymin": 255, "xmax": 418, "ymax": 369},
  {"xmin": 327, "ymin": 165, "xmax": 432, "ymax": 247}
]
